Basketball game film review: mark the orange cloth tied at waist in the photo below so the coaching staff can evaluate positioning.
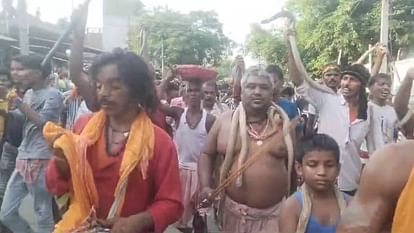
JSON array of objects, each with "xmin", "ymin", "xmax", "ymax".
[
  {"xmin": 392, "ymin": 166, "xmax": 414, "ymax": 233},
  {"xmin": 43, "ymin": 111, "xmax": 155, "ymax": 233}
]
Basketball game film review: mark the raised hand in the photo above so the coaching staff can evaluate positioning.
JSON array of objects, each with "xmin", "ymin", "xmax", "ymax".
[
  {"xmin": 70, "ymin": 0, "xmax": 90, "ymax": 37},
  {"xmin": 376, "ymin": 44, "xmax": 389, "ymax": 57}
]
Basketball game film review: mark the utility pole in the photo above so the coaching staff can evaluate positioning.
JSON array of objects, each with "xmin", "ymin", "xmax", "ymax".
[
  {"xmin": 17, "ymin": 0, "xmax": 29, "ymax": 55},
  {"xmin": 161, "ymin": 33, "xmax": 165, "ymax": 77},
  {"xmin": 380, "ymin": 0, "xmax": 390, "ymax": 73}
]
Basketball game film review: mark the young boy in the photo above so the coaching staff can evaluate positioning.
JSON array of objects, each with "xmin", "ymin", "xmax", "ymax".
[{"xmin": 279, "ymin": 134, "xmax": 349, "ymax": 233}]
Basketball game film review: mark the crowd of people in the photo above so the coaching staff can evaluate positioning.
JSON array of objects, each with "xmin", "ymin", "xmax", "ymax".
[{"xmin": 0, "ymin": 4, "xmax": 412, "ymax": 233}]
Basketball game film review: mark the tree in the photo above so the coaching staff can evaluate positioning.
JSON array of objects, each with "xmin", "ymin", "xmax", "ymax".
[
  {"xmin": 285, "ymin": 0, "xmax": 414, "ymax": 76},
  {"xmin": 244, "ymin": 24, "xmax": 288, "ymax": 68},
  {"xmin": 130, "ymin": 8, "xmax": 233, "ymax": 66},
  {"xmin": 215, "ymin": 59, "xmax": 232, "ymax": 80}
]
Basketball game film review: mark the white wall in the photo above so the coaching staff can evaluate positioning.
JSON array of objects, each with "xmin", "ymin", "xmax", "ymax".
[
  {"xmin": 391, "ymin": 58, "xmax": 414, "ymax": 104},
  {"xmin": 102, "ymin": 15, "xmax": 129, "ymax": 51}
]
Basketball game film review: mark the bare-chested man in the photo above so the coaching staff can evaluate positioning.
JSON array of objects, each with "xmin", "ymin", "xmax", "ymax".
[
  {"xmin": 198, "ymin": 66, "xmax": 295, "ymax": 233},
  {"xmin": 336, "ymin": 140, "xmax": 414, "ymax": 233}
]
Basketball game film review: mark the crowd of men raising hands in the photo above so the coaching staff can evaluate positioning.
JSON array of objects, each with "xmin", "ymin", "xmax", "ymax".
[{"xmin": 0, "ymin": 4, "xmax": 412, "ymax": 233}]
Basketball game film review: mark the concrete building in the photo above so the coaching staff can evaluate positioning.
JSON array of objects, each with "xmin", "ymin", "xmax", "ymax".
[{"xmin": 102, "ymin": 0, "xmax": 133, "ymax": 51}]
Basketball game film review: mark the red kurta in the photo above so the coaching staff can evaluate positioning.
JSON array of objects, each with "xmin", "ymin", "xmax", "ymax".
[
  {"xmin": 45, "ymin": 115, "xmax": 183, "ymax": 233},
  {"xmin": 152, "ymin": 107, "xmax": 173, "ymax": 137}
]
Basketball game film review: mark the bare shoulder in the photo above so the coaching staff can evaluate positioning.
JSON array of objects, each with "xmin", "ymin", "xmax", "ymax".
[
  {"xmin": 281, "ymin": 193, "xmax": 301, "ymax": 215},
  {"xmin": 279, "ymin": 193, "xmax": 301, "ymax": 233},
  {"xmin": 211, "ymin": 111, "xmax": 232, "ymax": 131},
  {"xmin": 203, "ymin": 111, "xmax": 232, "ymax": 156}
]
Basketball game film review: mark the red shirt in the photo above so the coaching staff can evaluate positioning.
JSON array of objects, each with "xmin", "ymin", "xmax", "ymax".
[
  {"xmin": 45, "ymin": 115, "xmax": 183, "ymax": 233},
  {"xmin": 151, "ymin": 107, "xmax": 173, "ymax": 137}
]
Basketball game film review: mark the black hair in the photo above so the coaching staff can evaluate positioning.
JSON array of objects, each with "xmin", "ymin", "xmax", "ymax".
[
  {"xmin": 265, "ymin": 64, "xmax": 284, "ymax": 80},
  {"xmin": 203, "ymin": 79, "xmax": 218, "ymax": 92},
  {"xmin": 89, "ymin": 48, "xmax": 158, "ymax": 113},
  {"xmin": 368, "ymin": 73, "xmax": 392, "ymax": 87},
  {"xmin": 281, "ymin": 86, "xmax": 295, "ymax": 97},
  {"xmin": 11, "ymin": 55, "xmax": 51, "ymax": 79},
  {"xmin": 296, "ymin": 134, "xmax": 340, "ymax": 164},
  {"xmin": 342, "ymin": 64, "xmax": 371, "ymax": 85},
  {"xmin": 341, "ymin": 64, "xmax": 370, "ymax": 120}
]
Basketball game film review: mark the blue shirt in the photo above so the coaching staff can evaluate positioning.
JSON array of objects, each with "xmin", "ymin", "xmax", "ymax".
[
  {"xmin": 295, "ymin": 191, "xmax": 348, "ymax": 233},
  {"xmin": 278, "ymin": 98, "xmax": 299, "ymax": 120}
]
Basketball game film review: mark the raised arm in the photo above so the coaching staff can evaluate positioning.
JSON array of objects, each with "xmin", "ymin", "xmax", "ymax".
[
  {"xmin": 354, "ymin": 44, "xmax": 377, "ymax": 65},
  {"xmin": 286, "ymin": 28, "xmax": 334, "ymax": 95},
  {"xmin": 286, "ymin": 30, "xmax": 306, "ymax": 87},
  {"xmin": 394, "ymin": 68, "xmax": 414, "ymax": 119},
  {"xmin": 70, "ymin": 4, "xmax": 99, "ymax": 111},
  {"xmin": 370, "ymin": 45, "xmax": 387, "ymax": 77}
]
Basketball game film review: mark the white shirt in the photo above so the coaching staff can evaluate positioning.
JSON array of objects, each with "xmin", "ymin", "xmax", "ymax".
[
  {"xmin": 297, "ymin": 82, "xmax": 373, "ymax": 191},
  {"xmin": 366, "ymin": 101, "xmax": 399, "ymax": 155},
  {"xmin": 308, "ymin": 103, "xmax": 317, "ymax": 115},
  {"xmin": 173, "ymin": 109, "xmax": 208, "ymax": 169}
]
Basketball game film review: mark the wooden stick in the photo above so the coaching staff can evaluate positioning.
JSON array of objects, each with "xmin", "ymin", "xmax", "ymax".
[
  {"xmin": 41, "ymin": 0, "xmax": 91, "ymax": 68},
  {"xmin": 337, "ymin": 49, "xmax": 342, "ymax": 65}
]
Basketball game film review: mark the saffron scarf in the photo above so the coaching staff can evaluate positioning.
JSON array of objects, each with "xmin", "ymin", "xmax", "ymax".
[
  {"xmin": 43, "ymin": 110, "xmax": 155, "ymax": 232},
  {"xmin": 392, "ymin": 166, "xmax": 414, "ymax": 233}
]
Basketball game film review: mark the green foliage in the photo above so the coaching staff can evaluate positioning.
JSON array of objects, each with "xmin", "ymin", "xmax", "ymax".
[
  {"xmin": 214, "ymin": 59, "xmax": 232, "ymax": 80},
  {"xmin": 287, "ymin": 0, "xmax": 414, "ymax": 75},
  {"xmin": 130, "ymin": 8, "xmax": 234, "ymax": 67},
  {"xmin": 244, "ymin": 24, "xmax": 288, "ymax": 69}
]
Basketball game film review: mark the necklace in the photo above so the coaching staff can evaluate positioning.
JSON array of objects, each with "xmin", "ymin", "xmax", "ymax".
[
  {"xmin": 110, "ymin": 126, "xmax": 130, "ymax": 138},
  {"xmin": 185, "ymin": 110, "xmax": 203, "ymax": 130},
  {"xmin": 247, "ymin": 120, "xmax": 269, "ymax": 146},
  {"xmin": 105, "ymin": 122, "xmax": 130, "ymax": 156}
]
